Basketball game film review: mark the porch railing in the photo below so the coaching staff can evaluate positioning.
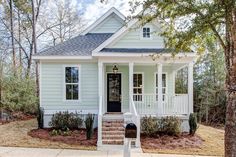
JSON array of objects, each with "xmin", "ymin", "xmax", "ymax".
[{"xmin": 134, "ymin": 94, "xmax": 189, "ymax": 116}]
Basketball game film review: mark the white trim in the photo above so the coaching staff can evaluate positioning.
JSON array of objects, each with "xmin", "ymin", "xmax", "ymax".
[
  {"xmin": 133, "ymin": 72, "xmax": 144, "ymax": 102},
  {"xmin": 81, "ymin": 7, "xmax": 125, "ymax": 35},
  {"xmin": 39, "ymin": 60, "xmax": 42, "ymax": 108},
  {"xmin": 140, "ymin": 25, "xmax": 153, "ymax": 40},
  {"xmin": 32, "ymin": 56, "xmax": 93, "ymax": 60},
  {"xmin": 188, "ymin": 62, "xmax": 194, "ymax": 114},
  {"xmin": 154, "ymin": 72, "xmax": 168, "ymax": 102},
  {"xmin": 157, "ymin": 64, "xmax": 163, "ymax": 115},
  {"xmin": 62, "ymin": 64, "xmax": 81, "ymax": 102}
]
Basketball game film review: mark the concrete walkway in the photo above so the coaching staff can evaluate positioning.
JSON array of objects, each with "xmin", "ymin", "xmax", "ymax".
[{"xmin": 0, "ymin": 146, "xmax": 216, "ymax": 157}]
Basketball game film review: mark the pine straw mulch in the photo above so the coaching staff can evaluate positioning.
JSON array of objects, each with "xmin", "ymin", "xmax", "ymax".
[
  {"xmin": 141, "ymin": 124, "xmax": 224, "ymax": 156},
  {"xmin": 0, "ymin": 119, "xmax": 96, "ymax": 150},
  {"xmin": 28, "ymin": 128, "xmax": 97, "ymax": 147}
]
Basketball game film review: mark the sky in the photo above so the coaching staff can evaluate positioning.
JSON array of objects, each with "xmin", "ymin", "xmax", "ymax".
[{"xmin": 78, "ymin": 0, "xmax": 140, "ymax": 24}]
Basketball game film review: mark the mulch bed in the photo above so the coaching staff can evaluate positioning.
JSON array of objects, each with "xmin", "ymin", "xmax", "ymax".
[
  {"xmin": 28, "ymin": 128, "xmax": 97, "ymax": 147},
  {"xmin": 141, "ymin": 132, "xmax": 203, "ymax": 150}
]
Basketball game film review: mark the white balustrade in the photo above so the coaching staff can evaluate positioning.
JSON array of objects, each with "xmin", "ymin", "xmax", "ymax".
[{"xmin": 134, "ymin": 94, "xmax": 189, "ymax": 116}]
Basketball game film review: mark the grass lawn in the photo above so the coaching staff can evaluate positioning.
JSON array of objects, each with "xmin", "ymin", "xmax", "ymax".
[
  {"xmin": 142, "ymin": 124, "xmax": 224, "ymax": 156},
  {"xmin": 0, "ymin": 119, "xmax": 96, "ymax": 150}
]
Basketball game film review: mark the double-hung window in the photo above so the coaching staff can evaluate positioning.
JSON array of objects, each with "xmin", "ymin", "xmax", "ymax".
[
  {"xmin": 156, "ymin": 73, "xmax": 167, "ymax": 101},
  {"xmin": 65, "ymin": 66, "xmax": 79, "ymax": 100},
  {"xmin": 133, "ymin": 73, "xmax": 143, "ymax": 101}
]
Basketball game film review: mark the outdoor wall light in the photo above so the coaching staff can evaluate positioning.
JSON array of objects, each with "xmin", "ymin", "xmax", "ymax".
[{"xmin": 113, "ymin": 64, "xmax": 118, "ymax": 74}]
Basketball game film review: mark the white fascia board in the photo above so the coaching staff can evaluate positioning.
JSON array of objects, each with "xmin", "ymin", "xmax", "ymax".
[
  {"xmin": 92, "ymin": 19, "xmax": 139, "ymax": 54},
  {"xmin": 81, "ymin": 7, "xmax": 126, "ymax": 35},
  {"xmin": 32, "ymin": 56, "xmax": 93, "ymax": 60}
]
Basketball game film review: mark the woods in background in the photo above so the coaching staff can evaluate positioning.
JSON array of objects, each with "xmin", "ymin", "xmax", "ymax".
[{"xmin": 0, "ymin": 0, "xmax": 85, "ymax": 117}]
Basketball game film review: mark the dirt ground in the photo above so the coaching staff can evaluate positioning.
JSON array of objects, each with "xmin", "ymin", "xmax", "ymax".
[
  {"xmin": 0, "ymin": 118, "xmax": 96, "ymax": 150},
  {"xmin": 142, "ymin": 124, "xmax": 224, "ymax": 156}
]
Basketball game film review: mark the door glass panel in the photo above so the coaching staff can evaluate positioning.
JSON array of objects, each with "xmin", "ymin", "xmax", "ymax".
[{"xmin": 108, "ymin": 75, "xmax": 120, "ymax": 102}]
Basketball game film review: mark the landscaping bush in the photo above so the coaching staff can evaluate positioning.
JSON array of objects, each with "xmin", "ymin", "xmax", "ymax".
[
  {"xmin": 189, "ymin": 113, "xmax": 198, "ymax": 135},
  {"xmin": 141, "ymin": 116, "xmax": 181, "ymax": 136},
  {"xmin": 158, "ymin": 116, "xmax": 181, "ymax": 136},
  {"xmin": 37, "ymin": 107, "xmax": 44, "ymax": 129},
  {"xmin": 49, "ymin": 111, "xmax": 83, "ymax": 131},
  {"xmin": 141, "ymin": 116, "xmax": 158, "ymax": 136},
  {"xmin": 2, "ymin": 76, "xmax": 38, "ymax": 115},
  {"xmin": 84, "ymin": 113, "xmax": 95, "ymax": 140}
]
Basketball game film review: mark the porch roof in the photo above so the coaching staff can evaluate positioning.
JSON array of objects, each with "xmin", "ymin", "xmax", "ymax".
[{"xmin": 100, "ymin": 48, "xmax": 173, "ymax": 53}]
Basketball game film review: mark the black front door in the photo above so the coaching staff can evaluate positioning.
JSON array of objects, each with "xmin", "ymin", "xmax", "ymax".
[{"xmin": 107, "ymin": 73, "xmax": 121, "ymax": 112}]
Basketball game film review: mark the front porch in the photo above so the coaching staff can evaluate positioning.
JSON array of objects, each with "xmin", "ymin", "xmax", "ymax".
[
  {"xmin": 99, "ymin": 63, "xmax": 193, "ymax": 116},
  {"xmin": 97, "ymin": 56, "xmax": 194, "ymax": 147}
]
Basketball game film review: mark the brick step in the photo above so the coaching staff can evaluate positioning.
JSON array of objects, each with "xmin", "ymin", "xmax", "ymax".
[
  {"xmin": 102, "ymin": 123, "xmax": 124, "ymax": 127},
  {"xmin": 102, "ymin": 120, "xmax": 124, "ymax": 123},
  {"xmin": 102, "ymin": 140, "xmax": 124, "ymax": 145},
  {"xmin": 102, "ymin": 134, "xmax": 124, "ymax": 140},
  {"xmin": 102, "ymin": 120, "xmax": 124, "ymax": 124},
  {"xmin": 102, "ymin": 127, "xmax": 124, "ymax": 131},
  {"xmin": 102, "ymin": 130, "xmax": 124, "ymax": 135}
]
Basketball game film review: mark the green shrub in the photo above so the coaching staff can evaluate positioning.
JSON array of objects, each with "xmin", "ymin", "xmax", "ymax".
[
  {"xmin": 37, "ymin": 107, "xmax": 44, "ymax": 129},
  {"xmin": 158, "ymin": 116, "xmax": 181, "ymax": 136},
  {"xmin": 2, "ymin": 76, "xmax": 38, "ymax": 115},
  {"xmin": 141, "ymin": 116, "xmax": 181, "ymax": 136},
  {"xmin": 49, "ymin": 111, "xmax": 83, "ymax": 131},
  {"xmin": 84, "ymin": 113, "xmax": 95, "ymax": 140},
  {"xmin": 141, "ymin": 116, "xmax": 158, "ymax": 136},
  {"xmin": 189, "ymin": 113, "xmax": 198, "ymax": 135}
]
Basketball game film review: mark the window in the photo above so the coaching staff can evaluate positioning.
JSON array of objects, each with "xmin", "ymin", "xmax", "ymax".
[
  {"xmin": 142, "ymin": 27, "xmax": 151, "ymax": 38},
  {"xmin": 65, "ymin": 66, "xmax": 79, "ymax": 100},
  {"xmin": 156, "ymin": 73, "xmax": 167, "ymax": 101},
  {"xmin": 133, "ymin": 73, "xmax": 143, "ymax": 101}
]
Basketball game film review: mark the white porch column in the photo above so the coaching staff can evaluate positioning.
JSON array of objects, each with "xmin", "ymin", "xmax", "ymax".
[
  {"xmin": 129, "ymin": 62, "xmax": 134, "ymax": 110},
  {"xmin": 188, "ymin": 62, "xmax": 194, "ymax": 114},
  {"xmin": 97, "ymin": 61, "xmax": 103, "ymax": 147},
  {"xmin": 157, "ymin": 63, "xmax": 163, "ymax": 115}
]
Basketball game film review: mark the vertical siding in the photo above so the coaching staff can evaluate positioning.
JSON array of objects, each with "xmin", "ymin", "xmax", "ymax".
[
  {"xmin": 90, "ymin": 13, "xmax": 124, "ymax": 33},
  {"xmin": 108, "ymin": 23, "xmax": 165, "ymax": 48},
  {"xmin": 41, "ymin": 62, "xmax": 98, "ymax": 112}
]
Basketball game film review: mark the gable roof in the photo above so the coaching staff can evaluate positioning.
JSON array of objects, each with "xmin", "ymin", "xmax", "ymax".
[
  {"xmin": 92, "ymin": 18, "xmax": 139, "ymax": 54},
  {"xmin": 81, "ymin": 7, "xmax": 125, "ymax": 35},
  {"xmin": 35, "ymin": 33, "xmax": 113, "ymax": 56}
]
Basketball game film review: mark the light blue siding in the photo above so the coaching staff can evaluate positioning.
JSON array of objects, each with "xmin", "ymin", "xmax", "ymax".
[
  {"xmin": 108, "ymin": 23, "xmax": 165, "ymax": 48},
  {"xmin": 41, "ymin": 62, "xmax": 99, "ymax": 112},
  {"xmin": 90, "ymin": 13, "xmax": 124, "ymax": 33}
]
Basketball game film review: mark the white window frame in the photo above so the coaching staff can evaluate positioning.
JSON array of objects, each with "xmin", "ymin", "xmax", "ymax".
[
  {"xmin": 155, "ymin": 72, "xmax": 167, "ymax": 102},
  {"xmin": 140, "ymin": 25, "xmax": 153, "ymax": 40},
  {"xmin": 63, "ymin": 65, "xmax": 81, "ymax": 102},
  {"xmin": 133, "ymin": 72, "xmax": 144, "ymax": 102}
]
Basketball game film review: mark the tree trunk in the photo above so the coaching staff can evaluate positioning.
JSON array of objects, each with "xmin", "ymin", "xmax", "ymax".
[
  {"xmin": 224, "ymin": 7, "xmax": 236, "ymax": 156},
  {"xmin": 9, "ymin": 0, "xmax": 16, "ymax": 75},
  {"xmin": 17, "ymin": 9, "xmax": 22, "ymax": 74}
]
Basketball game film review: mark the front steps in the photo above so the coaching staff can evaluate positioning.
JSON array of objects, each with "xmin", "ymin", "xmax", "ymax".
[{"xmin": 102, "ymin": 118, "xmax": 125, "ymax": 145}]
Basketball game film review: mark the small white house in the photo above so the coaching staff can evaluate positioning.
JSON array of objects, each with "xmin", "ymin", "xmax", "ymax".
[{"xmin": 33, "ymin": 7, "xmax": 196, "ymax": 148}]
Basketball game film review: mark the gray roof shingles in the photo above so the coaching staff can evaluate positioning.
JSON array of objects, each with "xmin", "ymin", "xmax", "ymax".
[
  {"xmin": 100, "ymin": 48, "xmax": 172, "ymax": 53},
  {"xmin": 36, "ymin": 33, "xmax": 113, "ymax": 56}
]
